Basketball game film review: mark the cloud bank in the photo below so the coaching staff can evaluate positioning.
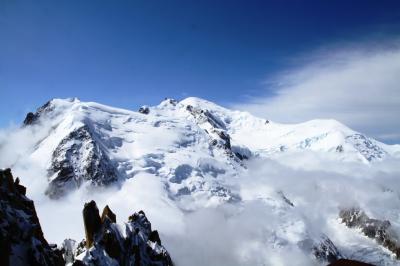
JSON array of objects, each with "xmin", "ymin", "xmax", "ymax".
[{"xmin": 234, "ymin": 41, "xmax": 400, "ymax": 143}]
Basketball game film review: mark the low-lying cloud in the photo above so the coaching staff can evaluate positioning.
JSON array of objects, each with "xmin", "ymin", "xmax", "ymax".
[{"xmin": 234, "ymin": 41, "xmax": 400, "ymax": 143}]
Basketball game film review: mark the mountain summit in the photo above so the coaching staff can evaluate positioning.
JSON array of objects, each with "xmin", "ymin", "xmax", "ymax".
[{"xmin": 19, "ymin": 97, "xmax": 399, "ymax": 201}]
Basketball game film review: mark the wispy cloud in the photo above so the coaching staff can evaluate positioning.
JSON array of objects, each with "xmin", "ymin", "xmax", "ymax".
[{"xmin": 233, "ymin": 40, "xmax": 400, "ymax": 143}]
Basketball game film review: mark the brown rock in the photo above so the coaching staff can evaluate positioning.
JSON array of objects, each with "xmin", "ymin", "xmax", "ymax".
[
  {"xmin": 101, "ymin": 205, "xmax": 116, "ymax": 223},
  {"xmin": 83, "ymin": 200, "xmax": 101, "ymax": 248}
]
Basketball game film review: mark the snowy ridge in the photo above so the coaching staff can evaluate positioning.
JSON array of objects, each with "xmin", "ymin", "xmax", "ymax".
[
  {"xmin": 181, "ymin": 97, "xmax": 398, "ymax": 162},
  {"xmin": 20, "ymin": 96, "xmax": 400, "ymax": 201}
]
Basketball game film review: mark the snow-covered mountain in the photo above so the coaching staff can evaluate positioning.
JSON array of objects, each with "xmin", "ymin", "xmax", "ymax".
[
  {"xmin": 2, "ymin": 97, "xmax": 400, "ymax": 265},
  {"xmin": 18, "ymin": 97, "xmax": 400, "ymax": 201}
]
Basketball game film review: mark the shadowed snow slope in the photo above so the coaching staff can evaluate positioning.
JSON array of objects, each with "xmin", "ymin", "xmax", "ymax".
[{"xmin": 1, "ymin": 97, "xmax": 400, "ymax": 265}]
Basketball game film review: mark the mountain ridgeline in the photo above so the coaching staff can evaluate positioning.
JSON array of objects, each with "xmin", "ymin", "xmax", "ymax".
[{"xmin": 21, "ymin": 97, "xmax": 400, "ymax": 200}]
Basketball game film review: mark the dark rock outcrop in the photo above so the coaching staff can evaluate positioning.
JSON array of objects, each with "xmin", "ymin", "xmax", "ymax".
[
  {"xmin": 327, "ymin": 258, "xmax": 375, "ymax": 266},
  {"xmin": 164, "ymin": 98, "xmax": 178, "ymax": 106},
  {"xmin": 345, "ymin": 134, "xmax": 387, "ymax": 161},
  {"xmin": 299, "ymin": 235, "xmax": 342, "ymax": 264},
  {"xmin": 23, "ymin": 112, "xmax": 37, "ymax": 125},
  {"xmin": 216, "ymin": 130, "xmax": 231, "ymax": 150},
  {"xmin": 83, "ymin": 200, "xmax": 102, "ymax": 248},
  {"xmin": 313, "ymin": 236, "xmax": 342, "ymax": 263},
  {"xmin": 46, "ymin": 125, "xmax": 119, "ymax": 198},
  {"xmin": 336, "ymin": 145, "xmax": 344, "ymax": 153},
  {"xmin": 138, "ymin": 106, "xmax": 150, "ymax": 114},
  {"xmin": 22, "ymin": 99, "xmax": 121, "ymax": 199},
  {"xmin": 148, "ymin": 230, "xmax": 162, "ymax": 246},
  {"xmin": 277, "ymin": 190, "xmax": 294, "ymax": 207},
  {"xmin": 339, "ymin": 208, "xmax": 400, "ymax": 259},
  {"xmin": 0, "ymin": 169, "xmax": 64, "ymax": 266},
  {"xmin": 101, "ymin": 205, "xmax": 116, "ymax": 223},
  {"xmin": 22, "ymin": 100, "xmax": 53, "ymax": 126},
  {"xmin": 71, "ymin": 201, "xmax": 173, "ymax": 266},
  {"xmin": 186, "ymin": 104, "xmax": 226, "ymax": 130},
  {"xmin": 185, "ymin": 104, "xmax": 247, "ymax": 162}
]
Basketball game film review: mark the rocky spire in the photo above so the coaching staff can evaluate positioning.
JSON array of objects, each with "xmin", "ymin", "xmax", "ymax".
[
  {"xmin": 101, "ymin": 205, "xmax": 116, "ymax": 223},
  {"xmin": 71, "ymin": 201, "xmax": 173, "ymax": 265},
  {"xmin": 82, "ymin": 200, "xmax": 102, "ymax": 248}
]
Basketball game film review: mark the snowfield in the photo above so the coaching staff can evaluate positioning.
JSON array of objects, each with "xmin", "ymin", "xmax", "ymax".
[{"xmin": 1, "ymin": 97, "xmax": 400, "ymax": 265}]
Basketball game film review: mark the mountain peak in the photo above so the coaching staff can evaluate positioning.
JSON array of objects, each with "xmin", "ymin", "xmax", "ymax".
[
  {"xmin": 180, "ymin": 96, "xmax": 228, "ymax": 111},
  {"xmin": 16, "ymin": 97, "xmax": 400, "ymax": 199}
]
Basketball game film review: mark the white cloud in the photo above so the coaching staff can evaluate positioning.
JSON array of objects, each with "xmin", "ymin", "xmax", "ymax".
[
  {"xmin": 233, "ymin": 42, "xmax": 400, "ymax": 143},
  {"xmin": 163, "ymin": 154, "xmax": 400, "ymax": 266}
]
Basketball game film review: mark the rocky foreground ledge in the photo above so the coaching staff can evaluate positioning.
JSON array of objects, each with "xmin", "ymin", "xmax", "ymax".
[
  {"xmin": 0, "ymin": 169, "xmax": 64, "ymax": 265},
  {"xmin": 65, "ymin": 201, "xmax": 173, "ymax": 265},
  {"xmin": 0, "ymin": 169, "xmax": 173, "ymax": 266}
]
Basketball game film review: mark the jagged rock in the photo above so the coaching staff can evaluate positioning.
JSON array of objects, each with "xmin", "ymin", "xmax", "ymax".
[
  {"xmin": 71, "ymin": 202, "xmax": 173, "ymax": 265},
  {"xmin": 185, "ymin": 104, "xmax": 244, "ymax": 162},
  {"xmin": 0, "ymin": 169, "xmax": 64, "ymax": 266},
  {"xmin": 345, "ymin": 134, "xmax": 387, "ymax": 161},
  {"xmin": 312, "ymin": 236, "xmax": 342, "ymax": 263},
  {"xmin": 216, "ymin": 130, "xmax": 231, "ymax": 150},
  {"xmin": 186, "ymin": 104, "xmax": 193, "ymax": 112},
  {"xmin": 72, "ymin": 260, "xmax": 86, "ymax": 266},
  {"xmin": 186, "ymin": 104, "xmax": 226, "ymax": 130},
  {"xmin": 22, "ymin": 100, "xmax": 53, "ymax": 126},
  {"xmin": 299, "ymin": 234, "xmax": 342, "ymax": 264},
  {"xmin": 328, "ymin": 258, "xmax": 374, "ymax": 266},
  {"xmin": 83, "ymin": 200, "xmax": 102, "ymax": 248},
  {"xmin": 98, "ymin": 218, "xmax": 124, "ymax": 262},
  {"xmin": 231, "ymin": 145, "xmax": 252, "ymax": 160},
  {"xmin": 149, "ymin": 230, "xmax": 162, "ymax": 245},
  {"xmin": 46, "ymin": 125, "xmax": 119, "ymax": 198},
  {"xmin": 62, "ymin": 239, "xmax": 86, "ymax": 263},
  {"xmin": 101, "ymin": 205, "xmax": 116, "ymax": 223},
  {"xmin": 277, "ymin": 190, "xmax": 294, "ymax": 207},
  {"xmin": 138, "ymin": 105, "xmax": 150, "ymax": 114},
  {"xmin": 164, "ymin": 98, "xmax": 178, "ymax": 106},
  {"xmin": 339, "ymin": 208, "xmax": 400, "ymax": 258},
  {"xmin": 61, "ymin": 238, "xmax": 89, "ymax": 264},
  {"xmin": 336, "ymin": 145, "xmax": 344, "ymax": 152},
  {"xmin": 23, "ymin": 112, "xmax": 37, "ymax": 125}
]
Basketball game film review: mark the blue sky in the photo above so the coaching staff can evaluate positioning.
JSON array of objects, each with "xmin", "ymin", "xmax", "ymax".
[{"xmin": 1, "ymin": 0, "xmax": 400, "ymax": 141}]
